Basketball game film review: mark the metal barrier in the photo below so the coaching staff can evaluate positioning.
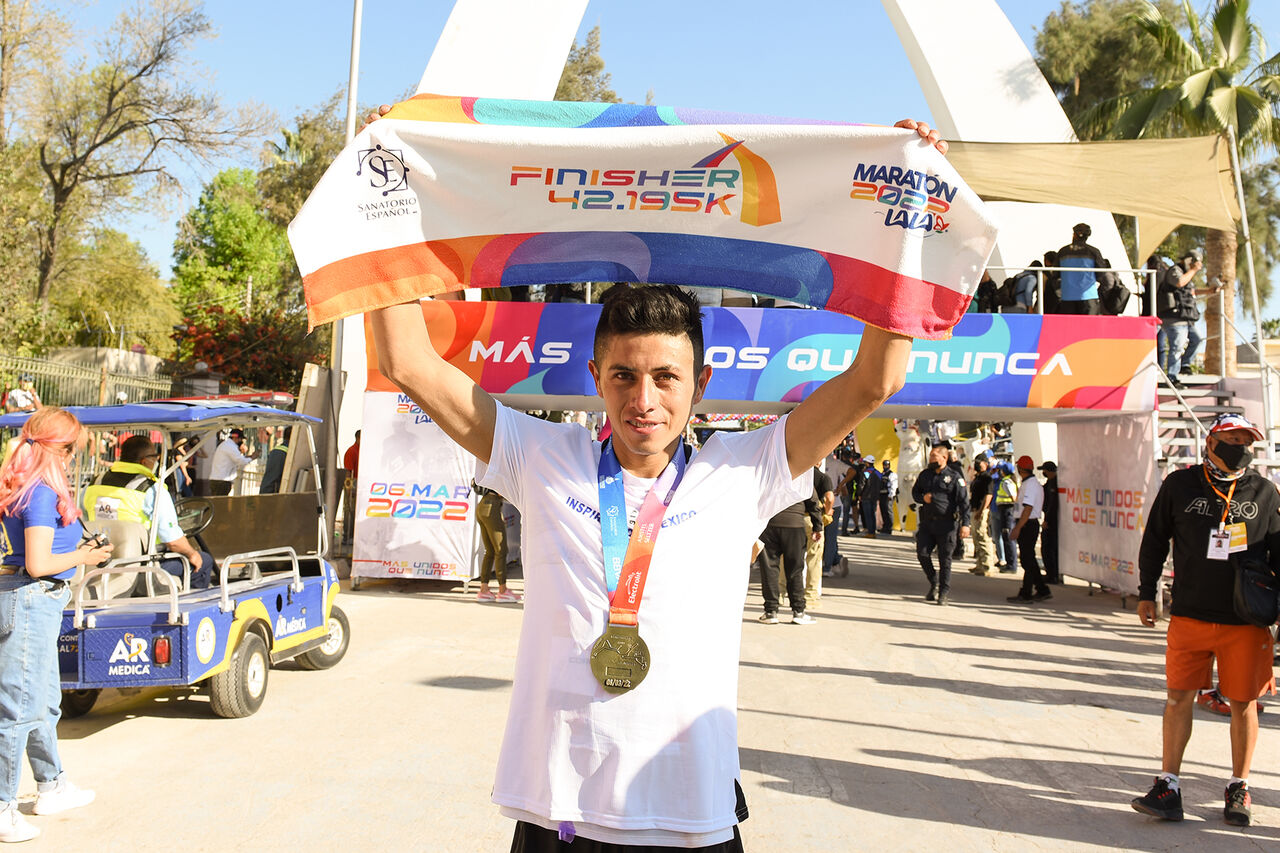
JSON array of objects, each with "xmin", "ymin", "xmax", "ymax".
[
  {"xmin": 0, "ymin": 355, "xmax": 173, "ymax": 408},
  {"xmin": 982, "ymin": 265, "xmax": 1159, "ymax": 316}
]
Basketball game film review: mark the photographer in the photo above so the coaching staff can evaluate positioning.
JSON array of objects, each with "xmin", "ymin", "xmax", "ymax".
[
  {"xmin": 0, "ymin": 408, "xmax": 110, "ymax": 840},
  {"xmin": 1156, "ymin": 250, "xmax": 1220, "ymax": 388}
]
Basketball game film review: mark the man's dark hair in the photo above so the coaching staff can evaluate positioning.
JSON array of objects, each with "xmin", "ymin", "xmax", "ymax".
[
  {"xmin": 228, "ymin": 428, "xmax": 244, "ymax": 441},
  {"xmin": 593, "ymin": 284, "xmax": 706, "ymax": 374},
  {"xmin": 121, "ymin": 435, "xmax": 158, "ymax": 463}
]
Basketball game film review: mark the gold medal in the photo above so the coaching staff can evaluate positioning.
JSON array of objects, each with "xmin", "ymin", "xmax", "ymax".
[{"xmin": 589, "ymin": 623, "xmax": 651, "ymax": 693}]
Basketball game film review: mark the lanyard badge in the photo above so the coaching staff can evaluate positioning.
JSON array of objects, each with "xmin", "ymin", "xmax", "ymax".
[
  {"xmin": 589, "ymin": 440, "xmax": 686, "ymax": 694},
  {"xmin": 1203, "ymin": 466, "xmax": 1242, "ymax": 561}
]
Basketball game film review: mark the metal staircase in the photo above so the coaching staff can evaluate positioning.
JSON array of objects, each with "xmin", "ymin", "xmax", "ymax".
[{"xmin": 1155, "ymin": 375, "xmax": 1243, "ymax": 474}]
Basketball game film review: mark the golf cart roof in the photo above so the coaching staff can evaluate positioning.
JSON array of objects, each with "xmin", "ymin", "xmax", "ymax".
[{"xmin": 0, "ymin": 400, "xmax": 320, "ymax": 432}]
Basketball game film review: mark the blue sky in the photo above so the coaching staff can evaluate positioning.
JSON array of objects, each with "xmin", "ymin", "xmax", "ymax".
[{"xmin": 67, "ymin": 1, "xmax": 1279, "ymax": 285}]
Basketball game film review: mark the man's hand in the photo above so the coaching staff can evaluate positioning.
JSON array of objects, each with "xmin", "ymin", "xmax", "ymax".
[
  {"xmin": 361, "ymin": 103, "xmax": 392, "ymax": 133},
  {"xmin": 811, "ymin": 531, "xmax": 822, "ymax": 543},
  {"xmin": 1137, "ymin": 600, "xmax": 1157, "ymax": 627},
  {"xmin": 1011, "ymin": 524, "xmax": 1023, "ymax": 540},
  {"xmin": 894, "ymin": 119, "xmax": 948, "ymax": 155},
  {"xmin": 189, "ymin": 551, "xmax": 204, "ymax": 571},
  {"xmin": 922, "ymin": 493, "xmax": 932, "ymax": 504},
  {"xmin": 959, "ymin": 526, "xmax": 970, "ymax": 539}
]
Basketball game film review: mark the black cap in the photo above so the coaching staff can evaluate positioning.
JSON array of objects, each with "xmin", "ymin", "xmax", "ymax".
[{"xmin": 1038, "ymin": 461, "xmax": 1057, "ymax": 472}]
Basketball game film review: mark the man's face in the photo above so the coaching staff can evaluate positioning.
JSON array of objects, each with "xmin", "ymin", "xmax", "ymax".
[
  {"xmin": 928, "ymin": 446, "xmax": 948, "ymax": 467},
  {"xmin": 589, "ymin": 333, "xmax": 711, "ymax": 472},
  {"xmin": 1018, "ymin": 467, "xmax": 1033, "ymax": 480},
  {"xmin": 1207, "ymin": 429, "xmax": 1254, "ymax": 469}
]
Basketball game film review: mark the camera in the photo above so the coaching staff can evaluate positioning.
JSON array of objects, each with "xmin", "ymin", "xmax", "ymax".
[
  {"xmin": 80, "ymin": 531, "xmax": 110, "ymax": 549},
  {"xmin": 80, "ymin": 531, "xmax": 111, "ymax": 567}
]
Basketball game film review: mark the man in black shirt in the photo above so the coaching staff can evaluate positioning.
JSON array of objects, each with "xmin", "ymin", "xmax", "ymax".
[
  {"xmin": 1038, "ymin": 461, "xmax": 1060, "ymax": 584},
  {"xmin": 968, "ymin": 455, "xmax": 996, "ymax": 575},
  {"xmin": 1131, "ymin": 414, "xmax": 1280, "ymax": 828},
  {"xmin": 757, "ymin": 483, "xmax": 822, "ymax": 626},
  {"xmin": 911, "ymin": 442, "xmax": 970, "ymax": 605}
]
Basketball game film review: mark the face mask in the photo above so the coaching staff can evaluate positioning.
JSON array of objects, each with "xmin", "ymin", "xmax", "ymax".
[{"xmin": 1213, "ymin": 441, "xmax": 1254, "ymax": 471}]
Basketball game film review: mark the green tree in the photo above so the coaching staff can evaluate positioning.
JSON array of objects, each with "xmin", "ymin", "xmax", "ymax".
[
  {"xmin": 31, "ymin": 0, "xmax": 264, "ymax": 311},
  {"xmin": 172, "ymin": 167, "xmax": 292, "ymax": 314},
  {"xmin": 52, "ymin": 229, "xmax": 180, "ymax": 357},
  {"xmin": 1035, "ymin": 0, "xmax": 1183, "ymax": 124},
  {"xmin": 257, "ymin": 92, "xmax": 346, "ymax": 229},
  {"xmin": 1082, "ymin": 0, "xmax": 1280, "ymax": 375},
  {"xmin": 555, "ymin": 26, "xmax": 620, "ymax": 103}
]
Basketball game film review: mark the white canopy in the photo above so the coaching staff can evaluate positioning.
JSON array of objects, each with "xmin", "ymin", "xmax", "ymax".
[{"xmin": 947, "ymin": 135, "xmax": 1240, "ymax": 262}]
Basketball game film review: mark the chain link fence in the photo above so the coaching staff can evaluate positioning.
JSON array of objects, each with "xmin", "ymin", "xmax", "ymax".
[{"xmin": 0, "ymin": 355, "xmax": 174, "ymax": 409}]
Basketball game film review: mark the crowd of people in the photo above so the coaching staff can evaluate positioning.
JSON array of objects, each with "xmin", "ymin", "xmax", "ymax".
[{"xmin": 972, "ymin": 224, "xmax": 1222, "ymax": 389}]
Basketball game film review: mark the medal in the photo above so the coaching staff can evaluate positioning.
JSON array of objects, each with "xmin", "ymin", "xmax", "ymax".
[
  {"xmin": 589, "ymin": 624, "xmax": 651, "ymax": 693},
  {"xmin": 591, "ymin": 439, "xmax": 687, "ymax": 694}
]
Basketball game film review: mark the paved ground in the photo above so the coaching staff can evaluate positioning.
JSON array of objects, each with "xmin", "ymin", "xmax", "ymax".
[{"xmin": 18, "ymin": 532, "xmax": 1280, "ymax": 851}]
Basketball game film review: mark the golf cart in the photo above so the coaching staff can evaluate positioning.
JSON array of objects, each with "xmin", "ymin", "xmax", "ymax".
[{"xmin": 0, "ymin": 400, "xmax": 350, "ymax": 718}]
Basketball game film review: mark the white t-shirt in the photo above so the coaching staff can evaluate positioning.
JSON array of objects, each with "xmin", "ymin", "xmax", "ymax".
[
  {"xmin": 210, "ymin": 438, "xmax": 252, "ymax": 481},
  {"xmin": 476, "ymin": 404, "xmax": 810, "ymax": 847},
  {"xmin": 1017, "ymin": 475, "xmax": 1045, "ymax": 520}
]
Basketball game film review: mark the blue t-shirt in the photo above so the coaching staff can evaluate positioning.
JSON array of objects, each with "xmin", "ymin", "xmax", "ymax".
[{"xmin": 1, "ymin": 482, "xmax": 85, "ymax": 580}]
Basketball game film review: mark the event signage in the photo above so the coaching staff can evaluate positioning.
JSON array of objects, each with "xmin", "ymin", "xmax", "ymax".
[
  {"xmin": 365, "ymin": 302, "xmax": 1158, "ymax": 414},
  {"xmin": 1056, "ymin": 414, "xmax": 1160, "ymax": 596},
  {"xmin": 290, "ymin": 94, "xmax": 999, "ymax": 340},
  {"xmin": 351, "ymin": 392, "xmax": 478, "ymax": 583}
]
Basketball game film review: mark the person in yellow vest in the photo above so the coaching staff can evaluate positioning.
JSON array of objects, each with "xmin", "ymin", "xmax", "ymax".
[
  {"xmin": 992, "ymin": 460, "xmax": 1020, "ymax": 574},
  {"xmin": 83, "ymin": 435, "xmax": 213, "ymax": 589}
]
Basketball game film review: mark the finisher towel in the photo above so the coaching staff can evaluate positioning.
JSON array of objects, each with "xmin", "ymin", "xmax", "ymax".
[{"xmin": 290, "ymin": 94, "xmax": 999, "ymax": 340}]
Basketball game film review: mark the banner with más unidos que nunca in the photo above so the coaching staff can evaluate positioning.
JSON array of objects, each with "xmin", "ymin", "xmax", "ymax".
[{"xmin": 1056, "ymin": 413, "xmax": 1159, "ymax": 595}]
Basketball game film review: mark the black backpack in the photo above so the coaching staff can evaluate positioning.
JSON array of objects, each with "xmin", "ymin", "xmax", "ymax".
[{"xmin": 1099, "ymin": 269, "xmax": 1130, "ymax": 315}]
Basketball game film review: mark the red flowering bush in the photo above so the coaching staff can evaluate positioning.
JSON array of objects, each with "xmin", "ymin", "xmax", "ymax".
[{"xmin": 174, "ymin": 304, "xmax": 328, "ymax": 391}]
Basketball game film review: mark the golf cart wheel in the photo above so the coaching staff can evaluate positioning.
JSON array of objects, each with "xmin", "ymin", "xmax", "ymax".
[
  {"xmin": 209, "ymin": 632, "xmax": 269, "ymax": 718},
  {"xmin": 297, "ymin": 605, "xmax": 350, "ymax": 671},
  {"xmin": 60, "ymin": 688, "xmax": 100, "ymax": 718}
]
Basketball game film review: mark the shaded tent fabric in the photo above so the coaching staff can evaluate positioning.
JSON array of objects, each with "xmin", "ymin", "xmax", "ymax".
[{"xmin": 946, "ymin": 135, "xmax": 1239, "ymax": 262}]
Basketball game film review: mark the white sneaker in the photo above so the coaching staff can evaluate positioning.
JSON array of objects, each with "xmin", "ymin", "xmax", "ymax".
[
  {"xmin": 32, "ymin": 777, "xmax": 94, "ymax": 816},
  {"xmin": 0, "ymin": 803, "xmax": 37, "ymax": 843},
  {"xmin": 791, "ymin": 613, "xmax": 815, "ymax": 625}
]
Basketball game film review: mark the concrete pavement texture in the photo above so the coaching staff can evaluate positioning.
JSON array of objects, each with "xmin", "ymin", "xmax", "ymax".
[{"xmin": 17, "ymin": 531, "xmax": 1280, "ymax": 851}]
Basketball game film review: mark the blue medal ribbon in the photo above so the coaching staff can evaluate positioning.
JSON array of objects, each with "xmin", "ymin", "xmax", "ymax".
[{"xmin": 597, "ymin": 439, "xmax": 687, "ymax": 596}]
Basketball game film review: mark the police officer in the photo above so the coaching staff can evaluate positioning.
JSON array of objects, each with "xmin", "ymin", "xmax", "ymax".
[
  {"xmin": 912, "ymin": 441, "xmax": 970, "ymax": 605},
  {"xmin": 83, "ymin": 435, "xmax": 214, "ymax": 589}
]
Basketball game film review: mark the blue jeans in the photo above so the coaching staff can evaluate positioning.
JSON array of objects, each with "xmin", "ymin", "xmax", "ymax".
[
  {"xmin": 1165, "ymin": 320, "xmax": 1201, "ymax": 378},
  {"xmin": 823, "ymin": 504, "xmax": 842, "ymax": 568},
  {"xmin": 0, "ymin": 577, "xmax": 70, "ymax": 802},
  {"xmin": 993, "ymin": 504, "xmax": 1018, "ymax": 568},
  {"xmin": 1156, "ymin": 324, "xmax": 1171, "ymax": 375}
]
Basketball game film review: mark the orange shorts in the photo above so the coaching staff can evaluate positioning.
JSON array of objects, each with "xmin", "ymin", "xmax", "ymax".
[{"xmin": 1166, "ymin": 615, "xmax": 1275, "ymax": 702}]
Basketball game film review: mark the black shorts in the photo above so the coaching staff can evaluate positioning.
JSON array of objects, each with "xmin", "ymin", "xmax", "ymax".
[{"xmin": 510, "ymin": 822, "xmax": 744, "ymax": 852}]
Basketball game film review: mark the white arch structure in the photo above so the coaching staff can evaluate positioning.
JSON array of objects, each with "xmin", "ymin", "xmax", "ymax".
[{"xmin": 335, "ymin": 0, "xmax": 1120, "ymax": 456}]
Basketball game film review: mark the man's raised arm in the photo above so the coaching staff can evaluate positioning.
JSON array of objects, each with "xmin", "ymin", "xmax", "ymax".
[
  {"xmin": 784, "ymin": 325, "xmax": 912, "ymax": 479},
  {"xmin": 368, "ymin": 302, "xmax": 497, "ymax": 464}
]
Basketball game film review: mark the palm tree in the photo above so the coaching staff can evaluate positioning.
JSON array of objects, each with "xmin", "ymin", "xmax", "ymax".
[{"xmin": 1088, "ymin": 0, "xmax": 1280, "ymax": 375}]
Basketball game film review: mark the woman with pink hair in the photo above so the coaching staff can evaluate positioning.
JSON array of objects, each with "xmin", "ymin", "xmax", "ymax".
[{"xmin": 0, "ymin": 407, "xmax": 112, "ymax": 843}]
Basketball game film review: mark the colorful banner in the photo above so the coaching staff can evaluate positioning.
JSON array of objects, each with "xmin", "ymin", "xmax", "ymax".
[
  {"xmin": 1056, "ymin": 414, "xmax": 1159, "ymax": 594},
  {"xmin": 364, "ymin": 302, "xmax": 1158, "ymax": 414},
  {"xmin": 290, "ymin": 94, "xmax": 999, "ymax": 339},
  {"xmin": 352, "ymin": 392, "xmax": 478, "ymax": 582}
]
